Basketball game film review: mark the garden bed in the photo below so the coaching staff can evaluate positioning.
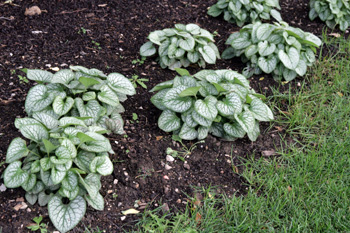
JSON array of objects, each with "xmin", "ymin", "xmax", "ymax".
[{"xmin": 0, "ymin": 0, "xmax": 345, "ymax": 232}]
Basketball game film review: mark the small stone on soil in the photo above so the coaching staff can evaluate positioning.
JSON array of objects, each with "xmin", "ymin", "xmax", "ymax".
[
  {"xmin": 120, "ymin": 216, "xmax": 126, "ymax": 221},
  {"xmin": 166, "ymin": 155, "xmax": 175, "ymax": 162},
  {"xmin": 165, "ymin": 164, "xmax": 172, "ymax": 170},
  {"xmin": 163, "ymin": 175, "xmax": 169, "ymax": 180},
  {"xmin": 183, "ymin": 163, "xmax": 190, "ymax": 170},
  {"xmin": 114, "ymin": 179, "xmax": 118, "ymax": 185},
  {"xmin": 161, "ymin": 203, "xmax": 170, "ymax": 213}
]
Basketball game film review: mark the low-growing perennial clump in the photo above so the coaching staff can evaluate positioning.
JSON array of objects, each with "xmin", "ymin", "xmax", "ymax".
[
  {"xmin": 150, "ymin": 68, "xmax": 274, "ymax": 141},
  {"xmin": 140, "ymin": 24, "xmax": 220, "ymax": 70},
  {"xmin": 208, "ymin": 0, "xmax": 282, "ymax": 26},
  {"xmin": 309, "ymin": 0, "xmax": 350, "ymax": 31},
  {"xmin": 222, "ymin": 21, "xmax": 322, "ymax": 81},
  {"xmin": 2, "ymin": 66, "xmax": 135, "ymax": 233}
]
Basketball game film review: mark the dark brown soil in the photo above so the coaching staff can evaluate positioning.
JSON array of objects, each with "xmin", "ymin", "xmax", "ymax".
[{"xmin": 0, "ymin": 0, "xmax": 345, "ymax": 232}]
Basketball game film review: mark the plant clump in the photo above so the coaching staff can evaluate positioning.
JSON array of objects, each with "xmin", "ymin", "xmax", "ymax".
[
  {"xmin": 222, "ymin": 21, "xmax": 322, "ymax": 81},
  {"xmin": 208, "ymin": 0, "xmax": 282, "ymax": 27},
  {"xmin": 140, "ymin": 24, "xmax": 220, "ymax": 70},
  {"xmin": 150, "ymin": 68, "xmax": 274, "ymax": 142},
  {"xmin": 309, "ymin": 0, "xmax": 350, "ymax": 31},
  {"xmin": 2, "ymin": 66, "xmax": 135, "ymax": 233}
]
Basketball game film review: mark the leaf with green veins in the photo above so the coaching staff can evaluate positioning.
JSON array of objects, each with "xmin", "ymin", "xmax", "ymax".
[
  {"xmin": 25, "ymin": 84, "xmax": 55, "ymax": 114},
  {"xmin": 80, "ymin": 132, "xmax": 112, "ymax": 153},
  {"xmin": 51, "ymin": 167, "xmax": 67, "ymax": 185},
  {"xmin": 89, "ymin": 155, "xmax": 113, "ymax": 176},
  {"xmin": 33, "ymin": 112, "xmax": 59, "ymax": 129},
  {"xmin": 85, "ymin": 192, "xmax": 104, "ymax": 211},
  {"xmin": 223, "ymin": 122, "xmax": 246, "ymax": 138},
  {"xmin": 247, "ymin": 120, "xmax": 260, "ymax": 141},
  {"xmin": 62, "ymin": 170, "xmax": 79, "ymax": 192},
  {"xmin": 258, "ymin": 56, "xmax": 278, "ymax": 73},
  {"xmin": 53, "ymin": 96, "xmax": 74, "ymax": 116},
  {"xmin": 249, "ymin": 98, "xmax": 274, "ymax": 121},
  {"xmin": 192, "ymin": 109, "xmax": 212, "ymax": 127},
  {"xmin": 6, "ymin": 138, "xmax": 29, "ymax": 163},
  {"xmin": 48, "ymin": 196, "xmax": 86, "ymax": 233},
  {"xmin": 163, "ymin": 85, "xmax": 193, "ymax": 113},
  {"xmin": 43, "ymin": 139, "xmax": 58, "ymax": 154},
  {"xmin": 59, "ymin": 117, "xmax": 87, "ymax": 127},
  {"xmin": 175, "ymin": 68, "xmax": 190, "ymax": 76},
  {"xmin": 40, "ymin": 157, "xmax": 52, "ymax": 171},
  {"xmin": 158, "ymin": 110, "xmax": 181, "ymax": 132},
  {"xmin": 4, "ymin": 161, "xmax": 29, "ymax": 188},
  {"xmin": 278, "ymin": 47, "xmax": 300, "ymax": 70},
  {"xmin": 27, "ymin": 69, "xmax": 53, "ymax": 83},
  {"xmin": 51, "ymin": 69, "xmax": 75, "ymax": 85},
  {"xmin": 140, "ymin": 41, "xmax": 156, "ymax": 57},
  {"xmin": 79, "ymin": 173, "xmax": 101, "ymax": 199},
  {"xmin": 107, "ymin": 73, "xmax": 136, "ymax": 95},
  {"xmin": 30, "ymin": 160, "xmax": 41, "ymax": 173},
  {"xmin": 15, "ymin": 120, "xmax": 49, "ymax": 142},
  {"xmin": 195, "ymin": 96, "xmax": 218, "ymax": 121},
  {"xmin": 179, "ymin": 123, "xmax": 198, "ymax": 140},
  {"xmin": 198, "ymin": 45, "xmax": 217, "ymax": 64},
  {"xmin": 98, "ymin": 85, "xmax": 120, "ymax": 107},
  {"xmin": 235, "ymin": 111, "xmax": 255, "ymax": 133},
  {"xmin": 77, "ymin": 132, "xmax": 96, "ymax": 144},
  {"xmin": 25, "ymin": 193, "xmax": 38, "ymax": 205}
]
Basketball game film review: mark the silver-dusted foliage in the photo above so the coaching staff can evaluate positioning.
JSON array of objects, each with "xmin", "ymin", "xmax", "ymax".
[
  {"xmin": 208, "ymin": 0, "xmax": 282, "ymax": 27},
  {"xmin": 3, "ymin": 66, "xmax": 135, "ymax": 233},
  {"xmin": 140, "ymin": 24, "xmax": 220, "ymax": 70},
  {"xmin": 309, "ymin": 0, "xmax": 350, "ymax": 31},
  {"xmin": 151, "ymin": 68, "xmax": 274, "ymax": 142},
  {"xmin": 222, "ymin": 21, "xmax": 322, "ymax": 81}
]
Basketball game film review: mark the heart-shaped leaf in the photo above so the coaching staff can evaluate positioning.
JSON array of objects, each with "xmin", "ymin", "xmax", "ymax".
[
  {"xmin": 27, "ymin": 69, "xmax": 53, "ymax": 83},
  {"xmin": 223, "ymin": 122, "xmax": 246, "ymax": 138},
  {"xmin": 6, "ymin": 138, "xmax": 29, "ymax": 163},
  {"xmin": 25, "ymin": 84, "xmax": 55, "ymax": 114},
  {"xmin": 278, "ymin": 47, "xmax": 300, "ymax": 70},
  {"xmin": 53, "ymin": 96, "xmax": 74, "ymax": 116},
  {"xmin": 98, "ymin": 85, "xmax": 120, "ymax": 107},
  {"xmin": 234, "ymin": 111, "xmax": 255, "ymax": 133},
  {"xmin": 158, "ymin": 110, "xmax": 181, "ymax": 132},
  {"xmin": 140, "ymin": 41, "xmax": 156, "ymax": 57},
  {"xmin": 249, "ymin": 98, "xmax": 274, "ymax": 121},
  {"xmin": 216, "ymin": 92, "xmax": 242, "ymax": 116},
  {"xmin": 48, "ymin": 196, "xmax": 86, "ymax": 233},
  {"xmin": 163, "ymin": 85, "xmax": 193, "ymax": 113},
  {"xmin": 89, "ymin": 155, "xmax": 113, "ymax": 176},
  {"xmin": 33, "ymin": 112, "xmax": 59, "ymax": 130},
  {"xmin": 51, "ymin": 69, "xmax": 75, "ymax": 85},
  {"xmin": 62, "ymin": 170, "xmax": 79, "ymax": 192},
  {"xmin": 195, "ymin": 96, "xmax": 218, "ymax": 121},
  {"xmin": 258, "ymin": 56, "xmax": 278, "ymax": 74},
  {"xmin": 4, "ymin": 161, "xmax": 29, "ymax": 188},
  {"xmin": 107, "ymin": 73, "xmax": 136, "ymax": 96},
  {"xmin": 179, "ymin": 123, "xmax": 198, "ymax": 140},
  {"xmin": 198, "ymin": 45, "xmax": 217, "ymax": 64},
  {"xmin": 85, "ymin": 192, "xmax": 104, "ymax": 211}
]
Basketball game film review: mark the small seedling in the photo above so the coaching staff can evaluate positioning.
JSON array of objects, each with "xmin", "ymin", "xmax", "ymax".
[
  {"xmin": 166, "ymin": 135, "xmax": 204, "ymax": 161},
  {"xmin": 125, "ymin": 149, "xmax": 130, "ymax": 154},
  {"xmin": 112, "ymin": 193, "xmax": 118, "ymax": 199},
  {"xmin": 129, "ymin": 74, "xmax": 149, "ymax": 89},
  {"xmin": 79, "ymin": 27, "xmax": 87, "ymax": 34},
  {"xmin": 130, "ymin": 113, "xmax": 139, "ymax": 123},
  {"xmin": 17, "ymin": 75, "xmax": 29, "ymax": 84},
  {"xmin": 91, "ymin": 40, "xmax": 101, "ymax": 50},
  {"xmin": 10, "ymin": 69, "xmax": 16, "ymax": 75},
  {"xmin": 132, "ymin": 56, "xmax": 146, "ymax": 65},
  {"xmin": 123, "ymin": 134, "xmax": 128, "ymax": 138},
  {"xmin": 27, "ymin": 216, "xmax": 48, "ymax": 233}
]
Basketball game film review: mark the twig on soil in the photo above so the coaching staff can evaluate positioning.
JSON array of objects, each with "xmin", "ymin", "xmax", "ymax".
[{"xmin": 54, "ymin": 8, "xmax": 87, "ymax": 15}]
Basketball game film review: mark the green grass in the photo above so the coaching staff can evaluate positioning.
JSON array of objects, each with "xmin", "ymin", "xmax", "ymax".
[{"xmin": 135, "ymin": 34, "xmax": 350, "ymax": 232}]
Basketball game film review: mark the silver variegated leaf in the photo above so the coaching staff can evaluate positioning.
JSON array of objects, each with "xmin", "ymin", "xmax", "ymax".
[
  {"xmin": 163, "ymin": 85, "xmax": 193, "ymax": 113},
  {"xmin": 179, "ymin": 123, "xmax": 198, "ymax": 140},
  {"xmin": 85, "ymin": 192, "xmax": 104, "ymax": 211},
  {"xmin": 89, "ymin": 155, "xmax": 113, "ymax": 176},
  {"xmin": 158, "ymin": 110, "xmax": 181, "ymax": 132},
  {"xmin": 6, "ymin": 137, "xmax": 29, "ymax": 163},
  {"xmin": 4, "ymin": 161, "xmax": 29, "ymax": 188},
  {"xmin": 234, "ymin": 110, "xmax": 255, "ymax": 133}
]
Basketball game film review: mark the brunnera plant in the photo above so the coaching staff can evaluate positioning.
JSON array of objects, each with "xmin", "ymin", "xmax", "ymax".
[
  {"xmin": 23, "ymin": 66, "xmax": 136, "ymax": 134},
  {"xmin": 140, "ymin": 24, "xmax": 220, "ymax": 70},
  {"xmin": 309, "ymin": 0, "xmax": 350, "ymax": 31},
  {"xmin": 208, "ymin": 0, "xmax": 282, "ymax": 27},
  {"xmin": 150, "ymin": 68, "xmax": 274, "ymax": 142},
  {"xmin": 4, "ymin": 117, "xmax": 114, "ymax": 233},
  {"xmin": 222, "ymin": 21, "xmax": 322, "ymax": 81}
]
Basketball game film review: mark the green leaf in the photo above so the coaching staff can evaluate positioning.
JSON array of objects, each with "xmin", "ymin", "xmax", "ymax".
[
  {"xmin": 258, "ymin": 56, "xmax": 278, "ymax": 73},
  {"xmin": 53, "ymin": 96, "xmax": 75, "ymax": 116},
  {"xmin": 75, "ymin": 99, "xmax": 102, "ymax": 125},
  {"xmin": 85, "ymin": 192, "xmax": 104, "ymax": 211},
  {"xmin": 43, "ymin": 139, "xmax": 58, "ymax": 154},
  {"xmin": 89, "ymin": 155, "xmax": 113, "ymax": 176},
  {"xmin": 231, "ymin": 36, "xmax": 252, "ymax": 50},
  {"xmin": 197, "ymin": 126, "xmax": 209, "ymax": 140},
  {"xmin": 82, "ymin": 91, "xmax": 96, "ymax": 101},
  {"xmin": 48, "ymin": 196, "xmax": 86, "ymax": 233},
  {"xmin": 175, "ymin": 68, "xmax": 190, "ymax": 76},
  {"xmin": 148, "ymin": 30, "xmax": 165, "ymax": 45},
  {"xmin": 25, "ymin": 193, "xmax": 38, "ymax": 205},
  {"xmin": 278, "ymin": 47, "xmax": 300, "ymax": 70},
  {"xmin": 25, "ymin": 84, "xmax": 55, "ymax": 114},
  {"xmin": 22, "ymin": 173, "xmax": 37, "ymax": 191},
  {"xmin": 179, "ymin": 123, "xmax": 198, "ymax": 140},
  {"xmin": 198, "ymin": 45, "xmax": 217, "ymax": 64},
  {"xmin": 163, "ymin": 85, "xmax": 193, "ymax": 113},
  {"xmin": 234, "ymin": 111, "xmax": 255, "ymax": 133},
  {"xmin": 4, "ymin": 161, "xmax": 29, "ymax": 188},
  {"xmin": 30, "ymin": 180, "xmax": 45, "ymax": 194},
  {"xmin": 30, "ymin": 160, "xmax": 41, "ymax": 173},
  {"xmin": 27, "ymin": 69, "xmax": 53, "ymax": 83},
  {"xmin": 6, "ymin": 138, "xmax": 29, "ymax": 163},
  {"xmin": 150, "ymin": 80, "xmax": 174, "ymax": 92},
  {"xmin": 194, "ymin": 96, "xmax": 218, "ymax": 121},
  {"xmin": 62, "ymin": 170, "xmax": 79, "ymax": 192},
  {"xmin": 192, "ymin": 109, "xmax": 212, "ymax": 127},
  {"xmin": 258, "ymin": 41, "xmax": 276, "ymax": 57},
  {"xmin": 283, "ymin": 68, "xmax": 297, "ymax": 81},
  {"xmin": 187, "ymin": 51, "xmax": 200, "ymax": 63},
  {"xmin": 38, "ymin": 191, "xmax": 53, "ymax": 206},
  {"xmin": 74, "ymin": 151, "xmax": 95, "ymax": 172},
  {"xmin": 158, "ymin": 110, "xmax": 181, "ymax": 132},
  {"xmin": 140, "ymin": 41, "xmax": 156, "ymax": 57},
  {"xmin": 270, "ymin": 9, "xmax": 282, "ymax": 22},
  {"xmin": 208, "ymin": 4, "xmax": 223, "ymax": 17},
  {"xmin": 107, "ymin": 73, "xmax": 136, "ymax": 95},
  {"xmin": 77, "ymin": 132, "xmax": 96, "ymax": 144},
  {"xmin": 295, "ymin": 59, "xmax": 307, "ymax": 76},
  {"xmin": 78, "ymin": 76, "xmax": 100, "ymax": 87},
  {"xmin": 98, "ymin": 85, "xmax": 120, "ymax": 107},
  {"xmin": 179, "ymin": 86, "xmax": 201, "ymax": 97}
]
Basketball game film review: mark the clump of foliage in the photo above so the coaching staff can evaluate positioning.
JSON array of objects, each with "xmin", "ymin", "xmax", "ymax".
[
  {"xmin": 309, "ymin": 0, "xmax": 350, "ymax": 31},
  {"xmin": 150, "ymin": 68, "xmax": 274, "ymax": 141},
  {"xmin": 222, "ymin": 21, "xmax": 322, "ymax": 81},
  {"xmin": 2, "ymin": 66, "xmax": 135, "ymax": 233},
  {"xmin": 140, "ymin": 24, "xmax": 220, "ymax": 70},
  {"xmin": 23, "ymin": 66, "xmax": 136, "ymax": 134},
  {"xmin": 208, "ymin": 0, "xmax": 282, "ymax": 27}
]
